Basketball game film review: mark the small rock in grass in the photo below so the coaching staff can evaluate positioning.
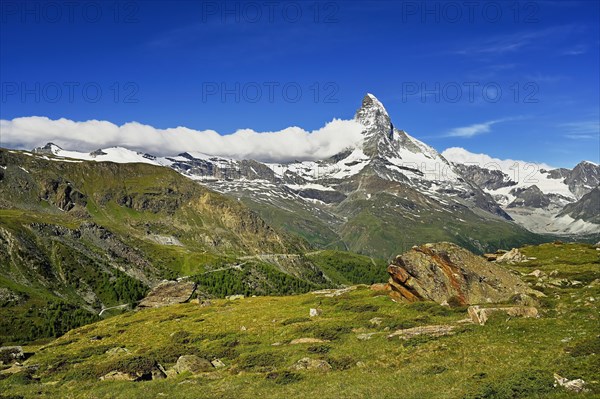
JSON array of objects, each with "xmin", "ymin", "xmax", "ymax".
[
  {"xmin": 357, "ymin": 333, "xmax": 376, "ymax": 341},
  {"xmin": 173, "ymin": 355, "xmax": 213, "ymax": 374},
  {"xmin": 554, "ymin": 373, "xmax": 588, "ymax": 392},
  {"xmin": 105, "ymin": 347, "xmax": 129, "ymax": 356},
  {"xmin": 291, "ymin": 357, "xmax": 331, "ymax": 372}
]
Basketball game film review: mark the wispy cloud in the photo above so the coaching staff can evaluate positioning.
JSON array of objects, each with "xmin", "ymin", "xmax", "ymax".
[
  {"xmin": 445, "ymin": 119, "xmax": 507, "ymax": 138},
  {"xmin": 565, "ymin": 134, "xmax": 597, "ymax": 140},
  {"xmin": 561, "ymin": 120, "xmax": 599, "ymax": 140},
  {"xmin": 453, "ymin": 25, "xmax": 579, "ymax": 56},
  {"xmin": 561, "ymin": 44, "xmax": 587, "ymax": 56}
]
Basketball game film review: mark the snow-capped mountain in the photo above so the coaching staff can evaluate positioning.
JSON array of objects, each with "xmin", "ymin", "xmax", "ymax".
[
  {"xmin": 27, "ymin": 94, "xmax": 599, "ymax": 254},
  {"xmin": 444, "ymin": 148, "xmax": 599, "ymax": 235},
  {"xmin": 33, "ymin": 143, "xmax": 160, "ymax": 165}
]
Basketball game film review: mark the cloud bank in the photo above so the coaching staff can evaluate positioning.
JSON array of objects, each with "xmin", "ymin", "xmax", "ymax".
[{"xmin": 0, "ymin": 117, "xmax": 365, "ymax": 163}]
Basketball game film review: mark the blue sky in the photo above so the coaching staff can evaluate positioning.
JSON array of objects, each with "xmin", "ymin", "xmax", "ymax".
[{"xmin": 1, "ymin": 0, "xmax": 599, "ymax": 167}]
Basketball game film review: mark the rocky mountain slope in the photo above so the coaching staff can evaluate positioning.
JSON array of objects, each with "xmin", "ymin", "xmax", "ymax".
[
  {"xmin": 557, "ymin": 187, "xmax": 600, "ymax": 225},
  {"xmin": 450, "ymin": 153, "xmax": 599, "ymax": 235}
]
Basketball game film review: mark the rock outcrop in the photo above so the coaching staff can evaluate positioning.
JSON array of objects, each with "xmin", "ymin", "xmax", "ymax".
[
  {"xmin": 387, "ymin": 242, "xmax": 541, "ymax": 305},
  {"xmin": 496, "ymin": 248, "xmax": 528, "ymax": 264},
  {"xmin": 138, "ymin": 280, "xmax": 196, "ymax": 309},
  {"xmin": 291, "ymin": 357, "xmax": 332, "ymax": 372}
]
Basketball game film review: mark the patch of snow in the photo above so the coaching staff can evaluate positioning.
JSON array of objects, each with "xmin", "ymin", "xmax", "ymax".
[
  {"xmin": 37, "ymin": 146, "xmax": 165, "ymax": 166},
  {"xmin": 287, "ymin": 183, "xmax": 335, "ymax": 192}
]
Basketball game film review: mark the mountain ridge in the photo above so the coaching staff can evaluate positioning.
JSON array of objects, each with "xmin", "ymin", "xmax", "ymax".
[
  {"xmin": 26, "ymin": 94, "xmax": 598, "ymax": 242},
  {"xmin": 18, "ymin": 94, "xmax": 597, "ymax": 257}
]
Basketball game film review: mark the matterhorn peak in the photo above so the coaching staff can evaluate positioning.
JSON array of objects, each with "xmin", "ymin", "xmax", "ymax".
[
  {"xmin": 364, "ymin": 93, "xmax": 388, "ymax": 113},
  {"xmin": 354, "ymin": 93, "xmax": 396, "ymax": 157},
  {"xmin": 355, "ymin": 93, "xmax": 391, "ymax": 125}
]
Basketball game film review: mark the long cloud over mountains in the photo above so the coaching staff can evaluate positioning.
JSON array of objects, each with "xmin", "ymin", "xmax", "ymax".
[{"xmin": 0, "ymin": 116, "xmax": 365, "ymax": 163}]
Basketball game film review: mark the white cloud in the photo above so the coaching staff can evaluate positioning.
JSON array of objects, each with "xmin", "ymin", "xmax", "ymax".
[
  {"xmin": 442, "ymin": 147, "xmax": 555, "ymax": 172},
  {"xmin": 0, "ymin": 117, "xmax": 365, "ymax": 163},
  {"xmin": 445, "ymin": 119, "xmax": 503, "ymax": 138}
]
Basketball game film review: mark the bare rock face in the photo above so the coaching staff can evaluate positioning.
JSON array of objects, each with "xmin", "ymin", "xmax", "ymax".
[
  {"xmin": 387, "ymin": 242, "xmax": 541, "ymax": 305},
  {"xmin": 138, "ymin": 280, "xmax": 196, "ymax": 309}
]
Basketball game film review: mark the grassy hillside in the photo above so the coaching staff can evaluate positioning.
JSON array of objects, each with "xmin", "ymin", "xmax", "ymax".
[
  {"xmin": 0, "ymin": 148, "xmax": 393, "ymax": 345},
  {"xmin": 0, "ymin": 149, "xmax": 329, "ymax": 344},
  {"xmin": 2, "ymin": 243, "xmax": 597, "ymax": 398}
]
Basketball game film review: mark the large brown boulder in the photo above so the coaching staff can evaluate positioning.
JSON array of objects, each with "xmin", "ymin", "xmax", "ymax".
[
  {"xmin": 138, "ymin": 280, "xmax": 196, "ymax": 309},
  {"xmin": 387, "ymin": 242, "xmax": 541, "ymax": 305}
]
